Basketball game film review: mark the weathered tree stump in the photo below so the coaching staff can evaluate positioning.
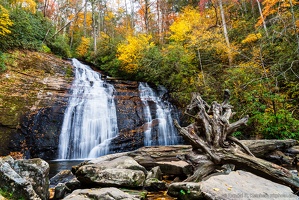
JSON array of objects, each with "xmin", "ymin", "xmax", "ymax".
[{"xmin": 174, "ymin": 90, "xmax": 299, "ymax": 191}]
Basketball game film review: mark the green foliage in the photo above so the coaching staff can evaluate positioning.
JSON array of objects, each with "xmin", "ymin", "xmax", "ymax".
[
  {"xmin": 136, "ymin": 43, "xmax": 198, "ymax": 105},
  {"xmin": 179, "ymin": 188, "xmax": 191, "ymax": 195},
  {"xmin": 224, "ymin": 62, "xmax": 299, "ymax": 139},
  {"xmin": 0, "ymin": 51, "xmax": 6, "ymax": 72},
  {"xmin": 0, "ymin": 9, "xmax": 53, "ymax": 51},
  {"xmin": 135, "ymin": 45, "xmax": 164, "ymax": 83},
  {"xmin": 47, "ymin": 35, "xmax": 71, "ymax": 58},
  {"xmin": 86, "ymin": 34, "xmax": 123, "ymax": 77},
  {"xmin": 252, "ymin": 107, "xmax": 299, "ymax": 139},
  {"xmin": 0, "ymin": 187, "xmax": 25, "ymax": 200},
  {"xmin": 0, "ymin": 187, "xmax": 13, "ymax": 199},
  {"xmin": 160, "ymin": 44, "xmax": 198, "ymax": 93}
]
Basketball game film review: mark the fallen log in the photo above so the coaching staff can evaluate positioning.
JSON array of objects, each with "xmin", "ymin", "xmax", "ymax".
[
  {"xmin": 174, "ymin": 90, "xmax": 299, "ymax": 191},
  {"xmin": 242, "ymin": 139, "xmax": 298, "ymax": 157}
]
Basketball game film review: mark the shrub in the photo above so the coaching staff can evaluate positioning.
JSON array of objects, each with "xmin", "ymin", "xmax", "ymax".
[
  {"xmin": 0, "ymin": 9, "xmax": 53, "ymax": 51},
  {"xmin": 47, "ymin": 35, "xmax": 71, "ymax": 58},
  {"xmin": 0, "ymin": 51, "xmax": 6, "ymax": 72}
]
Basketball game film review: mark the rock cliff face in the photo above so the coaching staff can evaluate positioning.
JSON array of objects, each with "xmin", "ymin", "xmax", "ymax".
[
  {"xmin": 109, "ymin": 80, "xmax": 145, "ymax": 153},
  {"xmin": 0, "ymin": 52, "xmax": 182, "ymax": 160},
  {"xmin": 0, "ymin": 51, "xmax": 73, "ymax": 159}
]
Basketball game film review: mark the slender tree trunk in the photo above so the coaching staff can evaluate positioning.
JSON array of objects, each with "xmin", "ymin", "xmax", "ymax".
[
  {"xmin": 91, "ymin": 0, "xmax": 97, "ymax": 53},
  {"xmin": 97, "ymin": 1, "xmax": 103, "ymax": 39},
  {"xmin": 218, "ymin": 0, "xmax": 232, "ymax": 66},
  {"xmin": 197, "ymin": 49, "xmax": 206, "ymax": 86},
  {"xmin": 130, "ymin": 0, "xmax": 135, "ymax": 30},
  {"xmin": 124, "ymin": 0, "xmax": 129, "ymax": 30},
  {"xmin": 156, "ymin": 0, "xmax": 160, "ymax": 42},
  {"xmin": 49, "ymin": 2, "xmax": 87, "ymax": 40},
  {"xmin": 289, "ymin": 0, "xmax": 299, "ymax": 55},
  {"xmin": 43, "ymin": 0, "xmax": 48, "ymax": 17},
  {"xmin": 144, "ymin": 0, "xmax": 150, "ymax": 33},
  {"xmin": 83, "ymin": 0, "xmax": 87, "ymax": 37},
  {"xmin": 256, "ymin": 0, "xmax": 269, "ymax": 36}
]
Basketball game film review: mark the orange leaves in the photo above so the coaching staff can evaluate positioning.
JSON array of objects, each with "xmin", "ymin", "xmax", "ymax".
[
  {"xmin": 256, "ymin": 0, "xmax": 297, "ymax": 28},
  {"xmin": 0, "ymin": 5, "xmax": 13, "ymax": 36}
]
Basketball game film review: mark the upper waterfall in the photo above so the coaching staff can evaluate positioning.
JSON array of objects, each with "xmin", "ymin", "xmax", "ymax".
[{"xmin": 58, "ymin": 59, "xmax": 118, "ymax": 159}]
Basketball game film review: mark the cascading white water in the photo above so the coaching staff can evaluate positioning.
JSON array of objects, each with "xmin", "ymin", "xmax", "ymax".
[
  {"xmin": 58, "ymin": 59, "xmax": 118, "ymax": 159},
  {"xmin": 138, "ymin": 82, "xmax": 179, "ymax": 146}
]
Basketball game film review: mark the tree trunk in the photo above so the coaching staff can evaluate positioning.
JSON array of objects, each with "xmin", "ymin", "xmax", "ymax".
[
  {"xmin": 256, "ymin": 0, "xmax": 269, "ymax": 36},
  {"xmin": 218, "ymin": 0, "xmax": 232, "ymax": 65}
]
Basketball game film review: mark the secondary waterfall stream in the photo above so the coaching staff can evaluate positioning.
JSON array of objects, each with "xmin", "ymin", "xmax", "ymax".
[
  {"xmin": 139, "ymin": 82, "xmax": 179, "ymax": 146},
  {"xmin": 58, "ymin": 59, "xmax": 118, "ymax": 159}
]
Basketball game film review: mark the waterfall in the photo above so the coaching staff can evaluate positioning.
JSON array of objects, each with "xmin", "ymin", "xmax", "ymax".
[
  {"xmin": 58, "ymin": 59, "xmax": 118, "ymax": 159},
  {"xmin": 138, "ymin": 82, "xmax": 179, "ymax": 146}
]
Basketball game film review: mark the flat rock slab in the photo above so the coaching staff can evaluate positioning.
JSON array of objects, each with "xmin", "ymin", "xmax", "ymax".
[
  {"xmin": 62, "ymin": 187, "xmax": 140, "ymax": 200},
  {"xmin": 201, "ymin": 170, "xmax": 298, "ymax": 200},
  {"xmin": 156, "ymin": 160, "xmax": 192, "ymax": 176}
]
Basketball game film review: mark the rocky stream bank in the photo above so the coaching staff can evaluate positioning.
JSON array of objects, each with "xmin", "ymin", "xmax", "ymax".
[{"xmin": 1, "ymin": 142, "xmax": 299, "ymax": 200}]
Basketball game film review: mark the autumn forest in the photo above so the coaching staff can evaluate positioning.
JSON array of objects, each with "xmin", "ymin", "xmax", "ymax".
[{"xmin": 0, "ymin": 0, "xmax": 298, "ymax": 139}]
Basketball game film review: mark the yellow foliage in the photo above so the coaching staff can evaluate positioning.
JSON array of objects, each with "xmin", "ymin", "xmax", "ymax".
[
  {"xmin": 117, "ymin": 34, "xmax": 154, "ymax": 73},
  {"xmin": 168, "ymin": 6, "xmax": 233, "ymax": 62},
  {"xmin": 12, "ymin": 0, "xmax": 37, "ymax": 13},
  {"xmin": 169, "ymin": 6, "xmax": 201, "ymax": 43},
  {"xmin": 76, "ymin": 37, "xmax": 91, "ymax": 57},
  {"xmin": 104, "ymin": 11, "xmax": 115, "ymax": 22},
  {"xmin": 241, "ymin": 33, "xmax": 262, "ymax": 44},
  {"xmin": 0, "ymin": 5, "xmax": 13, "ymax": 35},
  {"xmin": 99, "ymin": 32, "xmax": 110, "ymax": 40}
]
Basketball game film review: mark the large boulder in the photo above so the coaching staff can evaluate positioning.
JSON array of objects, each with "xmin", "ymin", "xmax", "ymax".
[
  {"xmin": 0, "ymin": 156, "xmax": 49, "ymax": 200},
  {"xmin": 62, "ymin": 187, "xmax": 140, "ymax": 200},
  {"xmin": 75, "ymin": 156, "xmax": 146, "ymax": 188},
  {"xmin": 144, "ymin": 166, "xmax": 167, "ymax": 192},
  {"xmin": 50, "ymin": 170, "xmax": 81, "ymax": 199},
  {"xmin": 50, "ymin": 170, "xmax": 80, "ymax": 190},
  {"xmin": 0, "ymin": 159, "xmax": 40, "ymax": 199},
  {"xmin": 12, "ymin": 158, "xmax": 49, "ymax": 200},
  {"xmin": 200, "ymin": 170, "xmax": 298, "ymax": 200},
  {"xmin": 167, "ymin": 170, "xmax": 299, "ymax": 200}
]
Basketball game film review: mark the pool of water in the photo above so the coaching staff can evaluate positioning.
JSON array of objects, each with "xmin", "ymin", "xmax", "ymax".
[{"xmin": 47, "ymin": 160, "xmax": 84, "ymax": 178}]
